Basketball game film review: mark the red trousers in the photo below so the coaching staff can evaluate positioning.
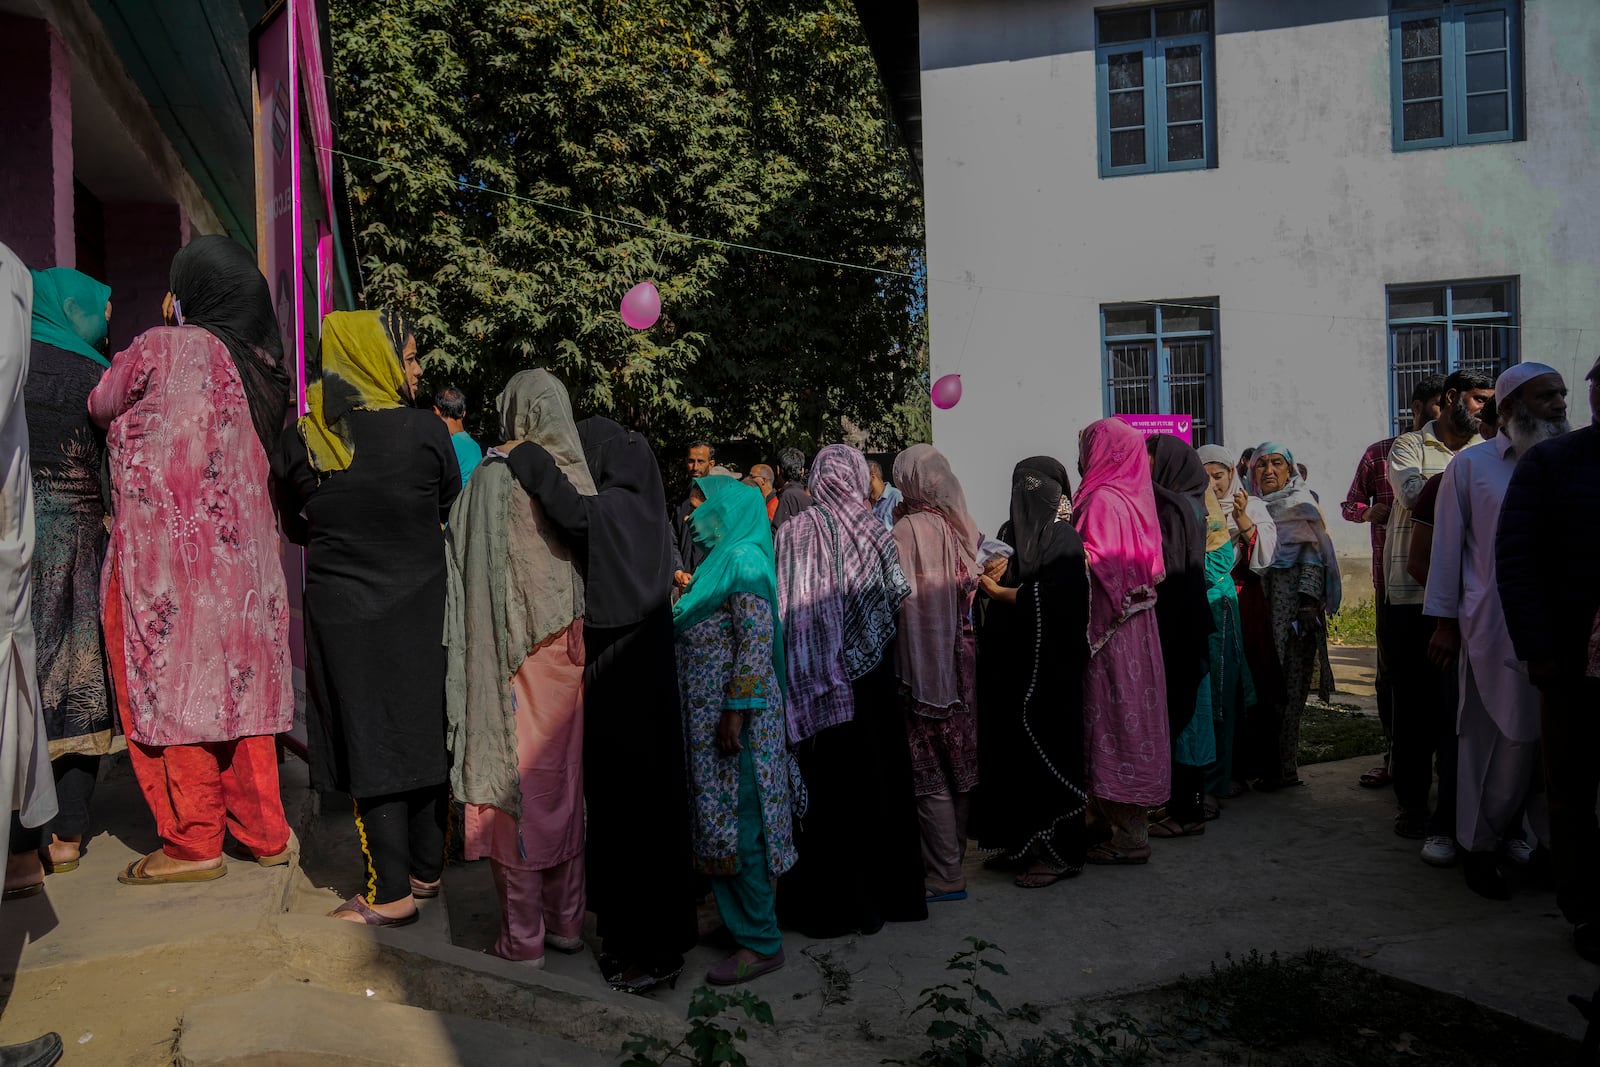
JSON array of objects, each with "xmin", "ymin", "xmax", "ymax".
[{"xmin": 106, "ymin": 563, "xmax": 290, "ymax": 863}]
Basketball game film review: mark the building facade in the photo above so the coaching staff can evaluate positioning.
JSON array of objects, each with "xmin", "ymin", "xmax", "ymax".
[{"xmin": 866, "ymin": 0, "xmax": 1600, "ymax": 579}]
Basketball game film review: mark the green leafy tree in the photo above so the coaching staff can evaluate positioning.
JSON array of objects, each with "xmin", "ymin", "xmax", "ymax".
[{"xmin": 331, "ymin": 0, "xmax": 926, "ymax": 457}]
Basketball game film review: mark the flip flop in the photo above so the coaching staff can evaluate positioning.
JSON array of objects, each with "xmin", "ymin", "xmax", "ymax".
[
  {"xmin": 42, "ymin": 858, "xmax": 78, "ymax": 875},
  {"xmin": 2, "ymin": 881, "xmax": 44, "ymax": 901},
  {"xmin": 1201, "ymin": 802, "xmax": 1222, "ymax": 821},
  {"xmin": 409, "ymin": 875, "xmax": 441, "ymax": 899},
  {"xmin": 1359, "ymin": 767, "xmax": 1391, "ymax": 789},
  {"xmin": 1148, "ymin": 817, "xmax": 1206, "ymax": 838},
  {"xmin": 1013, "ymin": 866, "xmax": 1078, "ymax": 889},
  {"xmin": 117, "ymin": 855, "xmax": 227, "ymax": 886},
  {"xmin": 925, "ymin": 886, "xmax": 968, "ymax": 902},
  {"xmin": 329, "ymin": 895, "xmax": 420, "ymax": 927},
  {"xmin": 1085, "ymin": 844, "xmax": 1151, "ymax": 866},
  {"xmin": 706, "ymin": 947, "xmax": 785, "ymax": 986}
]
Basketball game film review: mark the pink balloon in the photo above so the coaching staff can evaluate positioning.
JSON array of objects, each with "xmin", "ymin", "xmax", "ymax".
[
  {"xmin": 931, "ymin": 373, "xmax": 962, "ymax": 410},
  {"xmin": 619, "ymin": 281, "xmax": 662, "ymax": 330}
]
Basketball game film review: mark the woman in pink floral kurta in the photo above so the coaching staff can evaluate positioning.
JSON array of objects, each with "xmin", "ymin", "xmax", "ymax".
[{"xmin": 89, "ymin": 237, "xmax": 293, "ymax": 884}]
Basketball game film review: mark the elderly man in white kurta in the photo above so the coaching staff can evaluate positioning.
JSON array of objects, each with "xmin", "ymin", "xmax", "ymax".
[{"xmin": 1423, "ymin": 362, "xmax": 1565, "ymax": 901}]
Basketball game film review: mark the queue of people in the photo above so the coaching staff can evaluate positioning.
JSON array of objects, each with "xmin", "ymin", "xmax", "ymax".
[{"xmin": 3, "ymin": 231, "xmax": 1599, "ymax": 1027}]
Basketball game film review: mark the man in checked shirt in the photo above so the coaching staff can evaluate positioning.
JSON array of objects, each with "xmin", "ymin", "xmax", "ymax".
[{"xmin": 1342, "ymin": 374, "xmax": 1444, "ymax": 791}]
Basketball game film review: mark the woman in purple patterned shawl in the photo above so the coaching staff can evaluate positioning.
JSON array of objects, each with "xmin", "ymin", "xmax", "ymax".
[{"xmin": 773, "ymin": 444, "xmax": 926, "ymax": 936}]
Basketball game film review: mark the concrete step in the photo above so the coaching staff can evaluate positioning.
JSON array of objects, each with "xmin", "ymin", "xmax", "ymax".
[{"xmin": 175, "ymin": 979, "xmax": 611, "ymax": 1066}]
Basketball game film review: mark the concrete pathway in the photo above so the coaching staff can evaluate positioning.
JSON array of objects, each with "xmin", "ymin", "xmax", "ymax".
[{"xmin": 0, "ymin": 648, "xmax": 1590, "ymax": 1065}]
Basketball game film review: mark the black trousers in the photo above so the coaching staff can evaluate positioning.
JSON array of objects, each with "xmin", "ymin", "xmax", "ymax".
[
  {"xmin": 1374, "ymin": 595, "xmax": 1394, "ymax": 767},
  {"xmin": 1168, "ymin": 763, "xmax": 1208, "ymax": 825},
  {"xmin": 1382, "ymin": 602, "xmax": 1457, "ymax": 832},
  {"xmin": 9, "ymin": 754, "xmax": 101, "ymax": 853},
  {"xmin": 1542, "ymin": 677, "xmax": 1600, "ymax": 926},
  {"xmin": 353, "ymin": 785, "xmax": 447, "ymax": 905}
]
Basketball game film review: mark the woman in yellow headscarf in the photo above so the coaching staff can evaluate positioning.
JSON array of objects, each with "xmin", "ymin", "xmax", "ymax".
[{"xmin": 273, "ymin": 309, "xmax": 461, "ymax": 927}]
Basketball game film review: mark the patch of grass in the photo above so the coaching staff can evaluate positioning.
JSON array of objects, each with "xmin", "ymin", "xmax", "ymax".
[
  {"xmin": 1326, "ymin": 596, "xmax": 1377, "ymax": 647},
  {"xmin": 1162, "ymin": 949, "xmax": 1576, "ymax": 1066},
  {"xmin": 1298, "ymin": 703, "xmax": 1386, "ymax": 765}
]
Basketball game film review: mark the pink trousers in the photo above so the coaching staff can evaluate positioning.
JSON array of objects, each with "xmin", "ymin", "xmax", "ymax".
[{"xmin": 491, "ymin": 854, "xmax": 585, "ymax": 961}]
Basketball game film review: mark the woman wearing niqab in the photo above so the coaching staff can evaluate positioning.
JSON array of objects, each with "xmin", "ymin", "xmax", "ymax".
[
  {"xmin": 503, "ymin": 415, "xmax": 696, "ymax": 994},
  {"xmin": 890, "ymin": 444, "xmax": 982, "ymax": 901},
  {"xmin": 973, "ymin": 456, "xmax": 1092, "ymax": 887},
  {"xmin": 445, "ymin": 369, "xmax": 592, "ymax": 966},
  {"xmin": 274, "ymin": 308, "xmax": 460, "ymax": 925},
  {"xmin": 773, "ymin": 444, "xmax": 925, "ymax": 936},
  {"xmin": 1073, "ymin": 418, "xmax": 1169, "ymax": 865},
  {"xmin": 1145, "ymin": 435, "xmax": 1216, "ymax": 837},
  {"xmin": 90, "ymin": 235, "xmax": 295, "ymax": 885},
  {"xmin": 6, "ymin": 266, "xmax": 113, "ymax": 891}
]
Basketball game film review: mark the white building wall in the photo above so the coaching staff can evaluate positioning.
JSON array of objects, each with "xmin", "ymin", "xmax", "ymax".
[{"xmin": 920, "ymin": 0, "xmax": 1600, "ymax": 590}]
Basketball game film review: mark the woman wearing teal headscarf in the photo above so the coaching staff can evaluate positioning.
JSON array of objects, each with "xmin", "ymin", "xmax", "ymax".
[
  {"xmin": 5, "ymin": 268, "xmax": 114, "ymax": 899},
  {"xmin": 672, "ymin": 475, "xmax": 794, "ymax": 986}
]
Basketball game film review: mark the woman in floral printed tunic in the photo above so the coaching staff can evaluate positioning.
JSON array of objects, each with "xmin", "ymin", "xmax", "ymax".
[
  {"xmin": 89, "ymin": 236, "xmax": 294, "ymax": 885},
  {"xmin": 673, "ymin": 475, "xmax": 794, "ymax": 986}
]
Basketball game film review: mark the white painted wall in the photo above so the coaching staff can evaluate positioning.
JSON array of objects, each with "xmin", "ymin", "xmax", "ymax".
[{"xmin": 919, "ymin": 0, "xmax": 1600, "ymax": 582}]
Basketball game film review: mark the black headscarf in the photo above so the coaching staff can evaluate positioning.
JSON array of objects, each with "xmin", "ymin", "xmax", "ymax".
[
  {"xmin": 169, "ymin": 235, "xmax": 291, "ymax": 455},
  {"xmin": 1006, "ymin": 456, "xmax": 1081, "ymax": 585},
  {"xmin": 573, "ymin": 416, "xmax": 677, "ymax": 628},
  {"xmin": 1147, "ymin": 434, "xmax": 1207, "ymax": 583}
]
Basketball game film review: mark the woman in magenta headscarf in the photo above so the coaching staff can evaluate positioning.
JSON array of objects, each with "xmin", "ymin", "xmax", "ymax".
[{"xmin": 1073, "ymin": 418, "xmax": 1169, "ymax": 864}]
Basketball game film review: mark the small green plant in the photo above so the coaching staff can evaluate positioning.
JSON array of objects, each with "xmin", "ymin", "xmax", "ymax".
[
  {"xmin": 620, "ymin": 985, "xmax": 775, "ymax": 1067},
  {"xmin": 883, "ymin": 938, "xmax": 1150, "ymax": 1067},
  {"xmin": 1326, "ymin": 596, "xmax": 1378, "ymax": 647}
]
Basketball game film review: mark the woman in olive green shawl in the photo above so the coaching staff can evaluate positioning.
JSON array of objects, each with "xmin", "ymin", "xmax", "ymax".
[{"xmin": 445, "ymin": 369, "xmax": 595, "ymax": 965}]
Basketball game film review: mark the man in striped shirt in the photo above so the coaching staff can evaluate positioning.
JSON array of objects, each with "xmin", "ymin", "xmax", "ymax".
[{"xmin": 1342, "ymin": 374, "xmax": 1444, "ymax": 790}]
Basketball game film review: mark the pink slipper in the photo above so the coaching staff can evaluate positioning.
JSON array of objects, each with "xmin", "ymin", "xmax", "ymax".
[{"xmin": 706, "ymin": 947, "xmax": 785, "ymax": 986}]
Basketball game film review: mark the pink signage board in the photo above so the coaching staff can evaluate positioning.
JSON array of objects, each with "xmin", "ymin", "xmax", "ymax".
[{"xmin": 1115, "ymin": 413, "xmax": 1194, "ymax": 445}]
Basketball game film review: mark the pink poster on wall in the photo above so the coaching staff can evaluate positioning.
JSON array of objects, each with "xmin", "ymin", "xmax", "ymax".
[{"xmin": 1115, "ymin": 413, "xmax": 1194, "ymax": 445}]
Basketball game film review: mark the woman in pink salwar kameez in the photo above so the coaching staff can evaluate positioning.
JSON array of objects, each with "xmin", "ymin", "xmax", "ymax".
[
  {"xmin": 1073, "ymin": 418, "xmax": 1169, "ymax": 864},
  {"xmin": 89, "ymin": 236, "xmax": 294, "ymax": 885},
  {"xmin": 445, "ymin": 370, "xmax": 593, "ymax": 966}
]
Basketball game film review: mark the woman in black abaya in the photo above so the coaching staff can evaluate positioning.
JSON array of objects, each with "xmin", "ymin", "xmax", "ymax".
[
  {"xmin": 502, "ymin": 416, "xmax": 697, "ymax": 994},
  {"xmin": 973, "ymin": 457, "xmax": 1092, "ymax": 888}
]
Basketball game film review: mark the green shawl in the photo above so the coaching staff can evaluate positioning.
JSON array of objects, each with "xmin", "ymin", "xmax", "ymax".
[
  {"xmin": 671, "ymin": 475, "xmax": 786, "ymax": 692},
  {"xmin": 444, "ymin": 369, "xmax": 595, "ymax": 813},
  {"xmin": 29, "ymin": 268, "xmax": 111, "ymax": 368}
]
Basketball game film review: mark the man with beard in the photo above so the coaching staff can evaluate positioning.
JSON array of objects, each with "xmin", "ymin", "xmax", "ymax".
[
  {"xmin": 671, "ymin": 440, "xmax": 716, "ymax": 590},
  {"xmin": 1383, "ymin": 369, "xmax": 1491, "ymax": 842},
  {"xmin": 1497, "ymin": 355, "xmax": 1600, "ymax": 961},
  {"xmin": 1422, "ymin": 364, "xmax": 1564, "ymax": 897}
]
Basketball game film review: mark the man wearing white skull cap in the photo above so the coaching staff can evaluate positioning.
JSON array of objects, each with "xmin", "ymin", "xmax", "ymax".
[{"xmin": 1422, "ymin": 362, "xmax": 1566, "ymax": 900}]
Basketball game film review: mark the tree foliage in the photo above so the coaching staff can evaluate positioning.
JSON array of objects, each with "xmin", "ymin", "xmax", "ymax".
[{"xmin": 331, "ymin": 0, "xmax": 928, "ymax": 456}]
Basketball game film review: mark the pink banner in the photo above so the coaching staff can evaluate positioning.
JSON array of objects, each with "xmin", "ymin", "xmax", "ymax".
[{"xmin": 1115, "ymin": 413, "xmax": 1194, "ymax": 445}]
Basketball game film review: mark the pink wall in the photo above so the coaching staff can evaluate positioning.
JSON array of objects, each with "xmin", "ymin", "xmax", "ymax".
[
  {"xmin": 0, "ymin": 14, "xmax": 73, "ymax": 269},
  {"xmin": 103, "ymin": 203, "xmax": 181, "ymax": 354}
]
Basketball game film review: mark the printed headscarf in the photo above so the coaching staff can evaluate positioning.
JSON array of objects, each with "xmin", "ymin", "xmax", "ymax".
[
  {"xmin": 28, "ymin": 268, "xmax": 111, "ymax": 368},
  {"xmin": 1249, "ymin": 442, "xmax": 1342, "ymax": 612},
  {"xmin": 1073, "ymin": 417, "xmax": 1164, "ymax": 653},
  {"xmin": 299, "ymin": 309, "xmax": 412, "ymax": 474},
  {"xmin": 775, "ymin": 444, "xmax": 909, "ymax": 743},
  {"xmin": 673, "ymin": 475, "xmax": 786, "ymax": 691},
  {"xmin": 169, "ymin": 236, "xmax": 290, "ymax": 455}
]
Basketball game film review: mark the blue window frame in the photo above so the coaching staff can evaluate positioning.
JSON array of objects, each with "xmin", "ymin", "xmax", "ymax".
[
  {"xmin": 1101, "ymin": 300, "xmax": 1221, "ymax": 445},
  {"xmin": 1095, "ymin": 4, "xmax": 1216, "ymax": 177},
  {"xmin": 1386, "ymin": 278, "xmax": 1518, "ymax": 435},
  {"xmin": 1391, "ymin": 1, "xmax": 1521, "ymax": 150}
]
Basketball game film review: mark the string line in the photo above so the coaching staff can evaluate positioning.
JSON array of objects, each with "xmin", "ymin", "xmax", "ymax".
[{"xmin": 327, "ymin": 146, "xmax": 1590, "ymax": 337}]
